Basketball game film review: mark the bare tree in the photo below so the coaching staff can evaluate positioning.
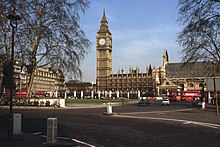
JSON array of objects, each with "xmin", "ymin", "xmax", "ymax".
[
  {"xmin": 0, "ymin": 0, "xmax": 11, "ymax": 60},
  {"xmin": 177, "ymin": 0, "xmax": 220, "ymax": 64},
  {"xmin": 0, "ymin": 0, "xmax": 91, "ymax": 96}
]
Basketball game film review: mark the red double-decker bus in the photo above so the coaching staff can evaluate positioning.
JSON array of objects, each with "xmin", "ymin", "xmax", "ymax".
[
  {"xmin": 182, "ymin": 90, "xmax": 200, "ymax": 101},
  {"xmin": 16, "ymin": 90, "xmax": 47, "ymax": 98},
  {"xmin": 32, "ymin": 91, "xmax": 46, "ymax": 97},
  {"xmin": 16, "ymin": 90, "xmax": 27, "ymax": 98}
]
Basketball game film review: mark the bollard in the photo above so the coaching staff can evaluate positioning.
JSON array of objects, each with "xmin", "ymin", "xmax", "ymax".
[
  {"xmin": 202, "ymin": 102, "xmax": 205, "ymax": 109},
  {"xmin": 59, "ymin": 99, "xmax": 66, "ymax": 108},
  {"xmin": 107, "ymin": 103, "xmax": 112, "ymax": 114},
  {"xmin": 47, "ymin": 118, "xmax": 57, "ymax": 143},
  {"xmin": 13, "ymin": 113, "xmax": 21, "ymax": 134}
]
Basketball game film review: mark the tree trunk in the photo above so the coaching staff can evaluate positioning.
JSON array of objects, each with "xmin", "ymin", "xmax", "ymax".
[{"xmin": 26, "ymin": 69, "xmax": 35, "ymax": 97}]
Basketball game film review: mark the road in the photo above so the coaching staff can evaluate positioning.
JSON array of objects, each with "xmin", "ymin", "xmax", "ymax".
[{"xmin": 1, "ymin": 101, "xmax": 220, "ymax": 146}]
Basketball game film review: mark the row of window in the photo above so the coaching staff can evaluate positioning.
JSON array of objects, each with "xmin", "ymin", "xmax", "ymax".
[{"xmin": 108, "ymin": 80, "xmax": 153, "ymax": 83}]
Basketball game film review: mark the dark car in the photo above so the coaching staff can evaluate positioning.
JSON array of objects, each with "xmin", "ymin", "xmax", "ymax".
[{"xmin": 138, "ymin": 99, "xmax": 150, "ymax": 106}]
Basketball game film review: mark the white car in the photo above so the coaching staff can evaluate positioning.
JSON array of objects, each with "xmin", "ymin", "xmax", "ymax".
[{"xmin": 162, "ymin": 99, "xmax": 170, "ymax": 106}]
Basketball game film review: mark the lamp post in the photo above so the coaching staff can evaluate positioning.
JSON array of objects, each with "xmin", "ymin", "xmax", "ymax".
[
  {"xmin": 7, "ymin": 9, "xmax": 21, "ymax": 139},
  {"xmin": 121, "ymin": 68, "xmax": 124, "ymax": 105},
  {"xmin": 91, "ymin": 81, "xmax": 94, "ymax": 98},
  {"xmin": 212, "ymin": 61, "xmax": 218, "ymax": 115}
]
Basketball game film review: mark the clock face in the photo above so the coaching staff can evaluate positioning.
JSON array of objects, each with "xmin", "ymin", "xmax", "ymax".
[{"xmin": 99, "ymin": 38, "xmax": 106, "ymax": 46}]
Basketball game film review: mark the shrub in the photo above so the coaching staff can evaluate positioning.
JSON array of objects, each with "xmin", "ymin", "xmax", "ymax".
[
  {"xmin": 45, "ymin": 100, "xmax": 50, "ymax": 106},
  {"xmin": 33, "ymin": 100, "xmax": 39, "ymax": 106},
  {"xmin": 40, "ymin": 101, "xmax": 45, "ymax": 106}
]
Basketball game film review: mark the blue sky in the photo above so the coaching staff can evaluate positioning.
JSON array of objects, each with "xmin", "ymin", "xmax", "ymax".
[{"xmin": 80, "ymin": 0, "xmax": 182, "ymax": 83}]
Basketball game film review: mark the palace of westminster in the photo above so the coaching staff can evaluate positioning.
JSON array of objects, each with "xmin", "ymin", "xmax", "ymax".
[
  {"xmin": 0, "ymin": 10, "xmax": 219, "ymax": 98},
  {"xmin": 96, "ymin": 10, "xmax": 219, "ymax": 98}
]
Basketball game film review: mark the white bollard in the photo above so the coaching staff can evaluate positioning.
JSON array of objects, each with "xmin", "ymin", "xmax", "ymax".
[
  {"xmin": 59, "ymin": 99, "xmax": 66, "ymax": 107},
  {"xmin": 116, "ymin": 91, "xmax": 119, "ymax": 98},
  {"xmin": 91, "ymin": 90, "xmax": 94, "ymax": 98},
  {"xmin": 64, "ymin": 92, "xmax": 67, "ymax": 99},
  {"xmin": 47, "ymin": 118, "xmax": 57, "ymax": 143},
  {"xmin": 202, "ymin": 102, "xmax": 205, "ymax": 109},
  {"xmin": 98, "ymin": 91, "xmax": 101, "ymax": 99},
  {"xmin": 138, "ymin": 90, "xmax": 140, "ymax": 98},
  {"xmin": 109, "ymin": 90, "xmax": 112, "ymax": 98},
  {"xmin": 74, "ymin": 91, "xmax": 76, "ymax": 98},
  {"xmin": 13, "ymin": 113, "xmax": 21, "ymax": 134},
  {"xmin": 107, "ymin": 103, "xmax": 112, "ymax": 114},
  {"xmin": 81, "ymin": 91, "xmax": 83, "ymax": 99},
  {"xmin": 55, "ymin": 91, "xmax": 58, "ymax": 98}
]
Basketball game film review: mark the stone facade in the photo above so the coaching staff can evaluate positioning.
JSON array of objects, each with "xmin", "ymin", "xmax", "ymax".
[
  {"xmin": 162, "ymin": 61, "xmax": 220, "ymax": 93},
  {"xmin": 107, "ymin": 67, "xmax": 155, "ymax": 97},
  {"xmin": 96, "ymin": 10, "xmax": 163, "ymax": 96},
  {"xmin": 96, "ymin": 10, "xmax": 112, "ymax": 91},
  {"xmin": 96, "ymin": 10, "xmax": 219, "ymax": 98},
  {"xmin": 0, "ymin": 60, "xmax": 65, "ymax": 96}
]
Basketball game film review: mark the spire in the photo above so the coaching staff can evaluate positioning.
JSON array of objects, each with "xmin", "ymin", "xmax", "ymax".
[
  {"xmin": 163, "ymin": 49, "xmax": 169, "ymax": 67},
  {"xmin": 148, "ymin": 64, "xmax": 152, "ymax": 77},
  {"xmin": 98, "ymin": 9, "xmax": 110, "ymax": 34},
  {"xmin": 101, "ymin": 9, "xmax": 107, "ymax": 22},
  {"xmin": 163, "ymin": 50, "xmax": 169, "ymax": 61}
]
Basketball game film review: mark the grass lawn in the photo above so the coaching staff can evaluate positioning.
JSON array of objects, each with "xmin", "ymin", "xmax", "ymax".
[{"xmin": 66, "ymin": 98, "xmax": 129, "ymax": 104}]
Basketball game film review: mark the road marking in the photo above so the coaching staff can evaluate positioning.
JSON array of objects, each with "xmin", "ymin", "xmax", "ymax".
[
  {"xmin": 121, "ymin": 108, "xmax": 193, "ymax": 115},
  {"xmin": 183, "ymin": 121, "xmax": 193, "ymax": 125},
  {"xmin": 57, "ymin": 136, "xmax": 70, "ymax": 140},
  {"xmin": 72, "ymin": 138, "xmax": 96, "ymax": 147},
  {"xmin": 33, "ymin": 132, "xmax": 42, "ymax": 135},
  {"xmin": 114, "ymin": 115, "xmax": 220, "ymax": 129},
  {"xmin": 34, "ymin": 133, "xmax": 96, "ymax": 147}
]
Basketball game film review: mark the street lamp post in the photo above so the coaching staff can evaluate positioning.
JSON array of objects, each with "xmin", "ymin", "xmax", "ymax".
[
  {"xmin": 212, "ymin": 61, "xmax": 218, "ymax": 115},
  {"xmin": 7, "ymin": 9, "xmax": 21, "ymax": 139},
  {"xmin": 121, "ymin": 68, "xmax": 124, "ymax": 105}
]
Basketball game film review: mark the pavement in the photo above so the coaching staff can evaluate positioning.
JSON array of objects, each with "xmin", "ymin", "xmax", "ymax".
[{"xmin": 0, "ymin": 101, "xmax": 219, "ymax": 147}]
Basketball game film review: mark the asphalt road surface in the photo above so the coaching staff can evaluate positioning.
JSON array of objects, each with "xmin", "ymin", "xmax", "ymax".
[{"xmin": 1, "ymin": 101, "xmax": 220, "ymax": 146}]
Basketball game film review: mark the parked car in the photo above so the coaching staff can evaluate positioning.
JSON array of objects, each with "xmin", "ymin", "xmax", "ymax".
[
  {"xmin": 138, "ymin": 99, "xmax": 150, "ymax": 106},
  {"xmin": 161, "ymin": 99, "xmax": 170, "ymax": 106}
]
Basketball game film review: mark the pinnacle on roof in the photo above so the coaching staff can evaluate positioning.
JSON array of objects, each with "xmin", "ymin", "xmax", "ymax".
[{"xmin": 101, "ymin": 9, "xmax": 107, "ymax": 22}]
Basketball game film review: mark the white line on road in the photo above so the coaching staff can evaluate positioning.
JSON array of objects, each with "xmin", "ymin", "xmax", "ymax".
[
  {"xmin": 33, "ymin": 132, "xmax": 42, "ymax": 135},
  {"xmin": 114, "ymin": 115, "xmax": 220, "ymax": 129},
  {"xmin": 72, "ymin": 138, "xmax": 96, "ymax": 147},
  {"xmin": 121, "ymin": 108, "xmax": 193, "ymax": 115},
  {"xmin": 35, "ymin": 133, "xmax": 96, "ymax": 147}
]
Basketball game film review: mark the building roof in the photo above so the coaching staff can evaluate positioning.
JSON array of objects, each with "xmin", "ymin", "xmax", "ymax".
[{"xmin": 166, "ymin": 62, "xmax": 219, "ymax": 78}]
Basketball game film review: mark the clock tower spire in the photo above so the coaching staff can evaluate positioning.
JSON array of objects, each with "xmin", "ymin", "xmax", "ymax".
[{"xmin": 96, "ymin": 10, "xmax": 112, "ymax": 91}]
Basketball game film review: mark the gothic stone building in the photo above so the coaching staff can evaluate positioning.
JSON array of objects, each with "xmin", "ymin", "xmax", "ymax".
[
  {"xmin": 0, "ymin": 59, "xmax": 65, "ymax": 97},
  {"xmin": 96, "ymin": 10, "xmax": 220, "ymax": 98},
  {"xmin": 96, "ymin": 11, "xmax": 160, "ymax": 96}
]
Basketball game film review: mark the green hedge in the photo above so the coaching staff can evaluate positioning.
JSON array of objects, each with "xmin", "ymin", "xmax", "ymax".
[{"xmin": 66, "ymin": 99, "xmax": 128, "ymax": 104}]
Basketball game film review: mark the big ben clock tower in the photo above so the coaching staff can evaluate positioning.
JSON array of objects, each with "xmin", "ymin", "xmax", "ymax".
[{"xmin": 96, "ymin": 10, "xmax": 112, "ymax": 91}]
